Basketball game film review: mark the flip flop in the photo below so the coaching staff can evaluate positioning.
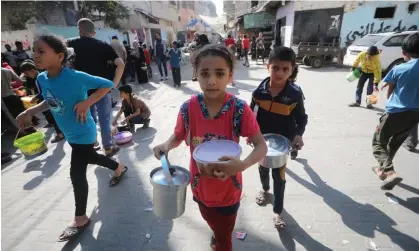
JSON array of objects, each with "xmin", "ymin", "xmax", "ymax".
[
  {"xmin": 51, "ymin": 134, "xmax": 65, "ymax": 143},
  {"xmin": 57, "ymin": 219, "xmax": 91, "ymax": 242},
  {"xmin": 273, "ymin": 215, "xmax": 287, "ymax": 230},
  {"xmin": 381, "ymin": 174, "xmax": 403, "ymax": 190},
  {"xmin": 371, "ymin": 166, "xmax": 386, "ymax": 181},
  {"xmin": 256, "ymin": 190, "xmax": 268, "ymax": 206},
  {"xmin": 109, "ymin": 166, "xmax": 128, "ymax": 187}
]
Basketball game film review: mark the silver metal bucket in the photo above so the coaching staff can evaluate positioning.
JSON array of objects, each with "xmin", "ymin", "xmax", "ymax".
[
  {"xmin": 150, "ymin": 154, "xmax": 190, "ymax": 220},
  {"xmin": 259, "ymin": 134, "xmax": 292, "ymax": 169}
]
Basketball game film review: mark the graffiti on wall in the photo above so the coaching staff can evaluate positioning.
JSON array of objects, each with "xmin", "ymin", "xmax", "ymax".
[
  {"xmin": 1, "ymin": 30, "xmax": 34, "ymax": 51},
  {"xmin": 346, "ymin": 20, "xmax": 418, "ymax": 43}
]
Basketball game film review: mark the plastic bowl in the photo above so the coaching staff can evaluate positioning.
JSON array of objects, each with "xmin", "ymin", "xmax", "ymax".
[
  {"xmin": 193, "ymin": 140, "xmax": 242, "ymax": 165},
  {"xmin": 113, "ymin": 131, "xmax": 133, "ymax": 145}
]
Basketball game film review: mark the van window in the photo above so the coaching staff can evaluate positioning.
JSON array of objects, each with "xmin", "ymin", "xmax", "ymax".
[
  {"xmin": 353, "ymin": 35, "xmax": 384, "ymax": 47},
  {"xmin": 383, "ymin": 35, "xmax": 408, "ymax": 47}
]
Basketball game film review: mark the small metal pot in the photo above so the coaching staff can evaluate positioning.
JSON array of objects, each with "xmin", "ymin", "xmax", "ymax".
[
  {"xmin": 150, "ymin": 154, "xmax": 190, "ymax": 220},
  {"xmin": 117, "ymin": 122, "xmax": 130, "ymax": 132},
  {"xmin": 259, "ymin": 134, "xmax": 292, "ymax": 169}
]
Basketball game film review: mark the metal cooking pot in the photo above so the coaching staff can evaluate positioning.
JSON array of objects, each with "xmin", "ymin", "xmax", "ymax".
[
  {"xmin": 259, "ymin": 134, "xmax": 292, "ymax": 169},
  {"xmin": 117, "ymin": 122, "xmax": 130, "ymax": 132},
  {"xmin": 150, "ymin": 153, "xmax": 190, "ymax": 220}
]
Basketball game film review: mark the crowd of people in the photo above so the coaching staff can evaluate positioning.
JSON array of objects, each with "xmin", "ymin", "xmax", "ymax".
[{"xmin": 1, "ymin": 16, "xmax": 418, "ymax": 251}]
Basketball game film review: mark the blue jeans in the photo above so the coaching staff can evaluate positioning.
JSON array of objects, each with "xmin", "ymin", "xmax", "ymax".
[
  {"xmin": 90, "ymin": 93, "xmax": 113, "ymax": 148},
  {"xmin": 355, "ymin": 72, "xmax": 374, "ymax": 104},
  {"xmin": 156, "ymin": 57, "xmax": 168, "ymax": 77}
]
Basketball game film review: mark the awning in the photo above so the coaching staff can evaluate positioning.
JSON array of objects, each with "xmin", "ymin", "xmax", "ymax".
[
  {"xmin": 198, "ymin": 15, "xmax": 227, "ymax": 34},
  {"xmin": 243, "ymin": 11, "xmax": 275, "ymax": 29},
  {"xmin": 184, "ymin": 17, "xmax": 211, "ymax": 30},
  {"xmin": 233, "ymin": 15, "xmax": 243, "ymax": 27},
  {"xmin": 256, "ymin": 0, "xmax": 285, "ymax": 13},
  {"xmin": 133, "ymin": 8, "xmax": 159, "ymax": 24}
]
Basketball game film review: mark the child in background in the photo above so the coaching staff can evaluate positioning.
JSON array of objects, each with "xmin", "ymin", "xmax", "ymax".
[
  {"xmin": 16, "ymin": 35, "xmax": 129, "ymax": 242},
  {"xmin": 112, "ymin": 85, "xmax": 151, "ymax": 129},
  {"xmin": 20, "ymin": 60, "xmax": 64, "ymax": 143},
  {"xmin": 153, "ymin": 44, "xmax": 267, "ymax": 251},
  {"xmin": 168, "ymin": 41, "xmax": 182, "ymax": 87},
  {"xmin": 349, "ymin": 45, "xmax": 382, "ymax": 109},
  {"xmin": 372, "ymin": 33, "xmax": 419, "ymax": 190},
  {"xmin": 228, "ymin": 44, "xmax": 236, "ymax": 86},
  {"xmin": 242, "ymin": 34, "xmax": 250, "ymax": 67},
  {"xmin": 251, "ymin": 46, "xmax": 308, "ymax": 229},
  {"xmin": 142, "ymin": 44, "xmax": 152, "ymax": 77}
]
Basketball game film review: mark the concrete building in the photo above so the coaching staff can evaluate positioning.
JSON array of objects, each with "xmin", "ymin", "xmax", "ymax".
[
  {"xmin": 121, "ymin": 1, "xmax": 180, "ymax": 47},
  {"xmin": 273, "ymin": 1, "xmax": 419, "ymax": 48},
  {"xmin": 195, "ymin": 1, "xmax": 218, "ymax": 17}
]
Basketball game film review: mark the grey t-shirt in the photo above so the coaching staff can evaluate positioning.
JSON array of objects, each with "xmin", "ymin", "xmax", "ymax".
[
  {"xmin": 1, "ymin": 68, "xmax": 20, "ymax": 98},
  {"xmin": 256, "ymin": 37, "xmax": 264, "ymax": 49}
]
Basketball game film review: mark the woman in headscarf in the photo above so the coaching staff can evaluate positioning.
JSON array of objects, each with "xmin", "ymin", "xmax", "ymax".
[
  {"xmin": 133, "ymin": 41, "xmax": 148, "ymax": 84},
  {"xmin": 196, "ymin": 34, "xmax": 210, "ymax": 49},
  {"xmin": 189, "ymin": 32, "xmax": 200, "ymax": 81}
]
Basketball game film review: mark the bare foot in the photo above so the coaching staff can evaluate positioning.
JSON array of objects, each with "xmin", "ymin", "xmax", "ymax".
[
  {"xmin": 114, "ymin": 164, "xmax": 125, "ymax": 177},
  {"xmin": 70, "ymin": 215, "xmax": 90, "ymax": 227}
]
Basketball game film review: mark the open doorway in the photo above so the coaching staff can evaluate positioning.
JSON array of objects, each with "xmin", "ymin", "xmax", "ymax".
[{"xmin": 275, "ymin": 17, "xmax": 286, "ymax": 46}]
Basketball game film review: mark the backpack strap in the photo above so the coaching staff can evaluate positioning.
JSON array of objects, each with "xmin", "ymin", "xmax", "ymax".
[
  {"xmin": 232, "ymin": 98, "xmax": 245, "ymax": 140},
  {"xmin": 182, "ymin": 95, "xmax": 245, "ymax": 143},
  {"xmin": 180, "ymin": 97, "xmax": 192, "ymax": 145}
]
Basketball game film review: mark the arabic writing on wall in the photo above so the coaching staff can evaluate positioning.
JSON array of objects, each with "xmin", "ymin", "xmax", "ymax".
[{"xmin": 346, "ymin": 20, "xmax": 418, "ymax": 43}]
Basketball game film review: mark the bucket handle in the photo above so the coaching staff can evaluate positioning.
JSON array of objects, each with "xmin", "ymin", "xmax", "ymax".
[
  {"xmin": 160, "ymin": 152, "xmax": 174, "ymax": 186},
  {"xmin": 14, "ymin": 130, "xmax": 21, "ymax": 142}
]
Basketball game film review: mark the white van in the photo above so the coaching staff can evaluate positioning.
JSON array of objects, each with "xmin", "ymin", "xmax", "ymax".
[{"xmin": 343, "ymin": 31, "xmax": 419, "ymax": 72}]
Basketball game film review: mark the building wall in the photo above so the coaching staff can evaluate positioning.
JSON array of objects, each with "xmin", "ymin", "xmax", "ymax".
[
  {"xmin": 123, "ymin": 1, "xmax": 178, "ymax": 23},
  {"xmin": 121, "ymin": 1, "xmax": 178, "ymax": 44},
  {"xmin": 294, "ymin": 1, "xmax": 345, "ymax": 11},
  {"xmin": 276, "ymin": 1, "xmax": 295, "ymax": 47},
  {"xmin": 1, "ymin": 25, "xmax": 132, "ymax": 55},
  {"xmin": 340, "ymin": 1, "xmax": 419, "ymax": 47},
  {"xmin": 1, "ymin": 30, "xmax": 34, "ymax": 51}
]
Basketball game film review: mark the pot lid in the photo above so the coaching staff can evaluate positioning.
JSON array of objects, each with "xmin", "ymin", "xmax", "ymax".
[
  {"xmin": 263, "ymin": 134, "xmax": 291, "ymax": 156},
  {"xmin": 151, "ymin": 166, "xmax": 190, "ymax": 186},
  {"xmin": 193, "ymin": 140, "xmax": 242, "ymax": 163}
]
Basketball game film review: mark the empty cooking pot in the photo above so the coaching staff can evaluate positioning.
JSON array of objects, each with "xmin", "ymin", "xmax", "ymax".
[
  {"xmin": 259, "ymin": 134, "xmax": 292, "ymax": 169},
  {"xmin": 150, "ymin": 153, "xmax": 190, "ymax": 219},
  {"xmin": 117, "ymin": 122, "xmax": 130, "ymax": 132}
]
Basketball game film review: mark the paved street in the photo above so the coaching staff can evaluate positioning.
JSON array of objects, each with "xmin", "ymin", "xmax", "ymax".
[{"xmin": 2, "ymin": 60, "xmax": 419, "ymax": 251}]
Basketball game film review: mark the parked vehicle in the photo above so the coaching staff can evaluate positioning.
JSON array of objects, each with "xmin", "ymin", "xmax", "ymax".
[
  {"xmin": 343, "ymin": 31, "xmax": 419, "ymax": 72},
  {"xmin": 292, "ymin": 41, "xmax": 340, "ymax": 68}
]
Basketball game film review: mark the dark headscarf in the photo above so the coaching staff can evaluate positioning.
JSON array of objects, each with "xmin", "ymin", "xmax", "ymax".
[{"xmin": 197, "ymin": 34, "xmax": 210, "ymax": 47}]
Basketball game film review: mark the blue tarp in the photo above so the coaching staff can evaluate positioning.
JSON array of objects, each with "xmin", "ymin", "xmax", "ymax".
[{"xmin": 184, "ymin": 18, "xmax": 210, "ymax": 30}]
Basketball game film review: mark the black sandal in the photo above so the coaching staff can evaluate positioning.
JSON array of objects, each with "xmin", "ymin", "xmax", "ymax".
[
  {"xmin": 210, "ymin": 235, "xmax": 216, "ymax": 250},
  {"xmin": 109, "ymin": 166, "xmax": 128, "ymax": 186},
  {"xmin": 58, "ymin": 219, "xmax": 91, "ymax": 242},
  {"xmin": 51, "ymin": 134, "xmax": 65, "ymax": 143}
]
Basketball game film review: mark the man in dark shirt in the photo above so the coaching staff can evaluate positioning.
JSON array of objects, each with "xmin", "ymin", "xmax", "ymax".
[{"xmin": 67, "ymin": 18, "xmax": 125, "ymax": 157}]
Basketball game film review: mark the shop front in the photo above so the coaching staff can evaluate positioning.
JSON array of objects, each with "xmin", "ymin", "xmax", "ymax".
[{"xmin": 243, "ymin": 11, "xmax": 276, "ymax": 51}]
